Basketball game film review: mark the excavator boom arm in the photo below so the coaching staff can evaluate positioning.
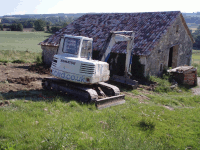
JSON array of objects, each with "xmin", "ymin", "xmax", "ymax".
[{"xmin": 100, "ymin": 31, "xmax": 135, "ymax": 76}]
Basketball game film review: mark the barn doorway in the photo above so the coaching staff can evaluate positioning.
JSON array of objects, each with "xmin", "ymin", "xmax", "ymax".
[
  {"xmin": 168, "ymin": 45, "xmax": 179, "ymax": 68},
  {"xmin": 168, "ymin": 47, "xmax": 173, "ymax": 67}
]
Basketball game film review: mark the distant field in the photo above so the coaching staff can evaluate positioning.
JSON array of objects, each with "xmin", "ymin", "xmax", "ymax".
[
  {"xmin": 187, "ymin": 23, "xmax": 199, "ymax": 33},
  {"xmin": 192, "ymin": 50, "xmax": 200, "ymax": 63},
  {"xmin": 0, "ymin": 31, "xmax": 51, "ymax": 53},
  {"xmin": 192, "ymin": 50, "xmax": 200, "ymax": 76},
  {"xmin": 189, "ymin": 27, "xmax": 197, "ymax": 33}
]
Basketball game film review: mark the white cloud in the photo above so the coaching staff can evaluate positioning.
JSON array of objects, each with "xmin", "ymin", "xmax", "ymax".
[
  {"xmin": 14, "ymin": 10, "xmax": 27, "ymax": 15},
  {"xmin": 45, "ymin": 0, "xmax": 200, "ymax": 14},
  {"xmin": 0, "ymin": 0, "xmax": 200, "ymax": 16}
]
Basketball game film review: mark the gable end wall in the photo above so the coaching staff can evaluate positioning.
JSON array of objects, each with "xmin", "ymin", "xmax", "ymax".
[{"xmin": 144, "ymin": 14, "xmax": 193, "ymax": 76}]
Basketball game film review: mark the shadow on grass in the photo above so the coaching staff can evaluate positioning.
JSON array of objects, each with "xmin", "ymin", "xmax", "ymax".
[
  {"xmin": 107, "ymin": 80, "xmax": 138, "ymax": 92},
  {"xmin": 0, "ymin": 59, "xmax": 26, "ymax": 64},
  {"xmin": 137, "ymin": 119, "xmax": 155, "ymax": 131},
  {"xmin": 12, "ymin": 59, "xmax": 26, "ymax": 63},
  {"xmin": 0, "ymin": 89, "xmax": 95, "ymax": 107},
  {"xmin": 178, "ymin": 84, "xmax": 196, "ymax": 91},
  {"xmin": 107, "ymin": 77, "xmax": 155, "ymax": 93}
]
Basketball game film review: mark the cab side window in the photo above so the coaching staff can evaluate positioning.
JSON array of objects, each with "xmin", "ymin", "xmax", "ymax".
[{"xmin": 81, "ymin": 40, "xmax": 92, "ymax": 59}]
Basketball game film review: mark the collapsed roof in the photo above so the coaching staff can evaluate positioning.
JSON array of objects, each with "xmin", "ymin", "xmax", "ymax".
[{"xmin": 40, "ymin": 11, "xmax": 191, "ymax": 56}]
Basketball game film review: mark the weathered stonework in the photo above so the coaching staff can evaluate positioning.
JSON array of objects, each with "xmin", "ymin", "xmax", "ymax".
[
  {"xmin": 168, "ymin": 66, "xmax": 197, "ymax": 86},
  {"xmin": 41, "ymin": 45, "xmax": 58, "ymax": 67},
  {"xmin": 143, "ymin": 14, "xmax": 193, "ymax": 76}
]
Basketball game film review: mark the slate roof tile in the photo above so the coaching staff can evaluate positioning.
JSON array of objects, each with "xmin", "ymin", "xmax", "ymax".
[{"xmin": 40, "ymin": 11, "xmax": 182, "ymax": 56}]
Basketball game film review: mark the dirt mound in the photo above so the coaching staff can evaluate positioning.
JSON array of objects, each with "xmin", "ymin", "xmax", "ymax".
[
  {"xmin": 0, "ymin": 100, "xmax": 11, "ymax": 107},
  {"xmin": 7, "ymin": 76, "xmax": 40, "ymax": 85},
  {"xmin": 28, "ymin": 65, "xmax": 50, "ymax": 74},
  {"xmin": 0, "ymin": 63, "xmax": 52, "ymax": 93}
]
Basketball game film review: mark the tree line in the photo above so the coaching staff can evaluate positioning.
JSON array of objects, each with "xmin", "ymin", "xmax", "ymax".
[
  {"xmin": 0, "ymin": 17, "xmax": 75, "ymax": 32},
  {"xmin": 192, "ymin": 25, "xmax": 200, "ymax": 49},
  {"xmin": 1, "ymin": 16, "xmax": 75, "ymax": 27}
]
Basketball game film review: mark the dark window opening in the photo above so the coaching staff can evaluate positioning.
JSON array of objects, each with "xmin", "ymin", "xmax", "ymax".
[
  {"xmin": 160, "ymin": 64, "xmax": 163, "ymax": 71},
  {"xmin": 168, "ymin": 47, "xmax": 173, "ymax": 67}
]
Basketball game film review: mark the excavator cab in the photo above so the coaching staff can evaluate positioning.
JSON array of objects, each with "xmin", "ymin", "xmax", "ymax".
[{"xmin": 57, "ymin": 35, "xmax": 93, "ymax": 60}]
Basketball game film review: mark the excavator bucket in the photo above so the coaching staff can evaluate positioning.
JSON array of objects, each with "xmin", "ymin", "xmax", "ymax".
[{"xmin": 95, "ymin": 95, "xmax": 125, "ymax": 109}]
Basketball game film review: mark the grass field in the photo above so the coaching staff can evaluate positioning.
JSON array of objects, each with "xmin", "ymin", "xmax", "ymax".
[
  {"xmin": 192, "ymin": 49, "xmax": 200, "ymax": 76},
  {"xmin": 0, "ymin": 50, "xmax": 42, "ymax": 64},
  {"xmin": 0, "ymin": 32, "xmax": 200, "ymax": 149},
  {"xmin": 0, "ymin": 31, "xmax": 51, "ymax": 53},
  {"xmin": 0, "ymin": 77, "xmax": 200, "ymax": 149}
]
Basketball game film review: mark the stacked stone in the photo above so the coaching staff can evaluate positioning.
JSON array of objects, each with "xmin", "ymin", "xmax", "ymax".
[
  {"xmin": 168, "ymin": 66, "xmax": 197, "ymax": 86},
  {"xmin": 183, "ymin": 69, "xmax": 197, "ymax": 85}
]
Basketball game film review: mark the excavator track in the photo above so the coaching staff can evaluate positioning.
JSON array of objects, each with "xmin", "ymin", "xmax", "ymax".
[
  {"xmin": 42, "ymin": 77, "xmax": 125, "ymax": 109},
  {"xmin": 42, "ymin": 77, "xmax": 98, "ymax": 102}
]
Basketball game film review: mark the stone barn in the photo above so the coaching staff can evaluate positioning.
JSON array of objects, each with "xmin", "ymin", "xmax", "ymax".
[{"xmin": 39, "ymin": 11, "xmax": 194, "ymax": 77}]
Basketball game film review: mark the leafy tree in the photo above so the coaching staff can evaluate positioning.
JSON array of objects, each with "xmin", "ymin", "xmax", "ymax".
[
  {"xmin": 34, "ymin": 19, "xmax": 46, "ymax": 31},
  {"xmin": 3, "ymin": 24, "xmax": 11, "ymax": 28},
  {"xmin": 46, "ymin": 25, "xmax": 50, "ymax": 31},
  {"xmin": 10, "ymin": 23, "xmax": 23, "ymax": 31},
  {"xmin": 26, "ymin": 21, "xmax": 34, "ymax": 28},
  {"xmin": 46, "ymin": 21, "xmax": 51, "ymax": 26},
  {"xmin": 10, "ymin": 23, "xmax": 17, "ymax": 31},
  {"xmin": 51, "ymin": 26, "xmax": 61, "ymax": 33},
  {"xmin": 192, "ymin": 25, "xmax": 200, "ymax": 38},
  {"xmin": 194, "ymin": 35, "xmax": 200, "ymax": 48},
  {"xmin": 16, "ymin": 23, "xmax": 23, "ymax": 31},
  {"xmin": 1, "ymin": 18, "xmax": 12, "ymax": 23},
  {"xmin": 192, "ymin": 25, "xmax": 200, "ymax": 48},
  {"xmin": 0, "ymin": 24, "xmax": 3, "ymax": 31},
  {"xmin": 62, "ymin": 22, "xmax": 69, "ymax": 28}
]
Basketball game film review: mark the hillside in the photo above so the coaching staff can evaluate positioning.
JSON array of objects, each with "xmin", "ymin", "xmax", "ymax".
[{"xmin": 2, "ymin": 13, "xmax": 85, "ymax": 19}]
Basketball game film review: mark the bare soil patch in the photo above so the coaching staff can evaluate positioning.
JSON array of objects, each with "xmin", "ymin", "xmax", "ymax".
[
  {"xmin": 28, "ymin": 65, "xmax": 50, "ymax": 74},
  {"xmin": 0, "ymin": 63, "xmax": 52, "ymax": 93},
  {"xmin": 122, "ymin": 91, "xmax": 151, "ymax": 104},
  {"xmin": 0, "ymin": 62, "xmax": 199, "ymax": 104}
]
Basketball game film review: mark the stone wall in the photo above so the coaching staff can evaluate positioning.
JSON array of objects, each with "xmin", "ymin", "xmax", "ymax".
[
  {"xmin": 144, "ymin": 14, "xmax": 193, "ymax": 76},
  {"xmin": 41, "ymin": 45, "xmax": 58, "ymax": 67},
  {"xmin": 183, "ymin": 70, "xmax": 197, "ymax": 85},
  {"xmin": 170, "ymin": 69, "xmax": 197, "ymax": 86}
]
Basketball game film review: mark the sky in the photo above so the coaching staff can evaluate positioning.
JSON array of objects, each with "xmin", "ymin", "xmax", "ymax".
[{"xmin": 0, "ymin": 0, "xmax": 200, "ymax": 16}]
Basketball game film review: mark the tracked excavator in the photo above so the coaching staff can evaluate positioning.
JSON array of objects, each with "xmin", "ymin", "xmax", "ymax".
[{"xmin": 42, "ymin": 31, "xmax": 135, "ymax": 109}]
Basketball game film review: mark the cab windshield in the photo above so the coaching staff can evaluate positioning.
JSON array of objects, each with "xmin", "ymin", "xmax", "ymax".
[{"xmin": 62, "ymin": 37, "xmax": 80, "ymax": 55}]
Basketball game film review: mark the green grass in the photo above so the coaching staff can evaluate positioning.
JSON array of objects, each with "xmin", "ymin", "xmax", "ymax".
[
  {"xmin": 0, "ymin": 50, "xmax": 42, "ymax": 64},
  {"xmin": 192, "ymin": 49, "xmax": 200, "ymax": 76},
  {"xmin": 0, "ymin": 31, "xmax": 51, "ymax": 53},
  {"xmin": 0, "ymin": 38, "xmax": 200, "ymax": 149},
  {"xmin": 0, "ymin": 77, "xmax": 200, "ymax": 149}
]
